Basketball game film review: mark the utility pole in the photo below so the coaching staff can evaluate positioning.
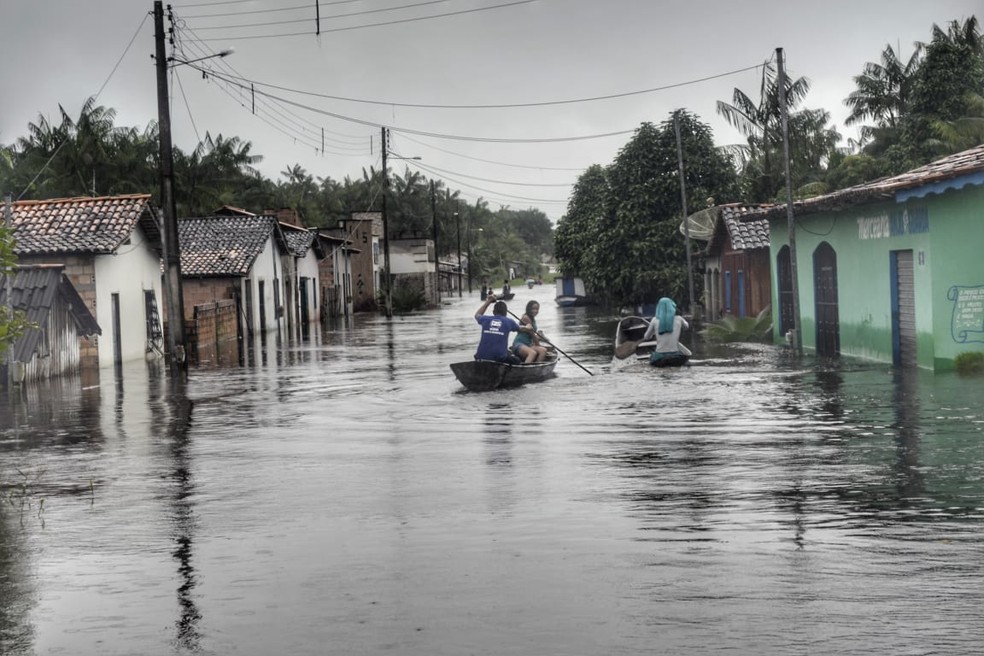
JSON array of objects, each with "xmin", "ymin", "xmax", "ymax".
[
  {"xmin": 466, "ymin": 213, "xmax": 473, "ymax": 294},
  {"xmin": 431, "ymin": 180, "xmax": 439, "ymax": 302},
  {"xmin": 4, "ymin": 195, "xmax": 12, "ymax": 388},
  {"xmin": 154, "ymin": 0, "xmax": 187, "ymax": 374},
  {"xmin": 674, "ymin": 111, "xmax": 696, "ymax": 318},
  {"xmin": 455, "ymin": 208, "xmax": 462, "ymax": 298},
  {"xmin": 777, "ymin": 47, "xmax": 803, "ymax": 354},
  {"xmin": 380, "ymin": 126, "xmax": 393, "ymax": 317}
]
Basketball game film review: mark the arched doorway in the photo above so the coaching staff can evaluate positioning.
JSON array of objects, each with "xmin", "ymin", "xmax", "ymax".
[
  {"xmin": 813, "ymin": 242, "xmax": 840, "ymax": 357},
  {"xmin": 776, "ymin": 246, "xmax": 794, "ymax": 337}
]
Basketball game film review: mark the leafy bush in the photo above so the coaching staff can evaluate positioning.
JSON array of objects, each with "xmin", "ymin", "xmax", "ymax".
[
  {"xmin": 391, "ymin": 282, "xmax": 427, "ymax": 314},
  {"xmin": 700, "ymin": 306, "xmax": 773, "ymax": 344},
  {"xmin": 954, "ymin": 351, "xmax": 984, "ymax": 376}
]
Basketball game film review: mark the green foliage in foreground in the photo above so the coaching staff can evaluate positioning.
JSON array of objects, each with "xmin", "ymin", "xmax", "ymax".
[
  {"xmin": 1, "ymin": 225, "xmax": 31, "ymax": 364},
  {"xmin": 700, "ymin": 306, "xmax": 774, "ymax": 344},
  {"xmin": 954, "ymin": 351, "xmax": 984, "ymax": 376}
]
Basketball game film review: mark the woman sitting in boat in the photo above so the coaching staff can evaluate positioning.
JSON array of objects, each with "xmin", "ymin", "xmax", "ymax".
[
  {"xmin": 511, "ymin": 300, "xmax": 549, "ymax": 363},
  {"xmin": 474, "ymin": 293, "xmax": 534, "ymax": 363},
  {"xmin": 642, "ymin": 297, "xmax": 689, "ymax": 365}
]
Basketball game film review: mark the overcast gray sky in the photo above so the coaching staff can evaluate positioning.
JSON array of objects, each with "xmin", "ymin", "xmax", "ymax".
[{"xmin": 2, "ymin": 0, "xmax": 979, "ymax": 221}]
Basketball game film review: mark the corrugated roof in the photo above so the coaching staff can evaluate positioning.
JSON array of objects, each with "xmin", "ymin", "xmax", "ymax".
[
  {"xmin": 10, "ymin": 194, "xmax": 161, "ymax": 255},
  {"xmin": 756, "ymin": 144, "xmax": 984, "ymax": 220},
  {"xmin": 178, "ymin": 215, "xmax": 280, "ymax": 277},
  {"xmin": 0, "ymin": 265, "xmax": 101, "ymax": 362}
]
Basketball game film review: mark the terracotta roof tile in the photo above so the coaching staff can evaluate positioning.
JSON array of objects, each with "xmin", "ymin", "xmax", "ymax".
[
  {"xmin": 757, "ymin": 144, "xmax": 984, "ymax": 220},
  {"xmin": 10, "ymin": 194, "xmax": 159, "ymax": 255},
  {"xmin": 178, "ymin": 215, "xmax": 279, "ymax": 277},
  {"xmin": 707, "ymin": 203, "xmax": 772, "ymax": 254}
]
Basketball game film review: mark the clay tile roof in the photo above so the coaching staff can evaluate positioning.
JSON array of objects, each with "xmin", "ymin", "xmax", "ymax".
[
  {"xmin": 756, "ymin": 143, "xmax": 984, "ymax": 220},
  {"xmin": 10, "ymin": 194, "xmax": 160, "ymax": 255},
  {"xmin": 0, "ymin": 265, "xmax": 101, "ymax": 362},
  {"xmin": 280, "ymin": 223, "xmax": 315, "ymax": 257},
  {"xmin": 707, "ymin": 203, "xmax": 772, "ymax": 254},
  {"xmin": 178, "ymin": 215, "xmax": 279, "ymax": 277}
]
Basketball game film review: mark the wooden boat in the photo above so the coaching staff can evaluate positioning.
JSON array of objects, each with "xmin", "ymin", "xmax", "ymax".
[
  {"xmin": 614, "ymin": 316, "xmax": 691, "ymax": 366},
  {"xmin": 614, "ymin": 316, "xmax": 657, "ymax": 360},
  {"xmin": 555, "ymin": 277, "xmax": 589, "ymax": 306},
  {"xmin": 497, "ymin": 292, "xmax": 515, "ymax": 301},
  {"xmin": 450, "ymin": 352, "xmax": 558, "ymax": 392}
]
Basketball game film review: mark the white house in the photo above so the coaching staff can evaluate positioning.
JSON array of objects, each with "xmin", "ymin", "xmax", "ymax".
[{"xmin": 10, "ymin": 194, "xmax": 165, "ymax": 369}]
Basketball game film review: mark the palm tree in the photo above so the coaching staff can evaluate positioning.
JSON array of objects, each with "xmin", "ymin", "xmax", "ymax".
[
  {"xmin": 844, "ymin": 42, "xmax": 923, "ymax": 150},
  {"xmin": 717, "ymin": 60, "xmax": 827, "ymax": 201}
]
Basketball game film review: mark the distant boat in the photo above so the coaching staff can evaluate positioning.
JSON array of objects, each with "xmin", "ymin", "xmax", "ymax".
[{"xmin": 555, "ymin": 277, "xmax": 589, "ymax": 306}]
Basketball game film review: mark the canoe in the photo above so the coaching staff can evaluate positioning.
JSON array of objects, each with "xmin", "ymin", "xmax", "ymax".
[
  {"xmin": 614, "ymin": 315, "xmax": 691, "ymax": 366},
  {"xmin": 497, "ymin": 292, "xmax": 515, "ymax": 301},
  {"xmin": 450, "ymin": 352, "xmax": 558, "ymax": 392},
  {"xmin": 614, "ymin": 316, "xmax": 657, "ymax": 360},
  {"xmin": 649, "ymin": 345, "xmax": 691, "ymax": 368}
]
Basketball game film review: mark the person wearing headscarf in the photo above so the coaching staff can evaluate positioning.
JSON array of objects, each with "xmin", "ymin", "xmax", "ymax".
[{"xmin": 642, "ymin": 297, "xmax": 689, "ymax": 363}]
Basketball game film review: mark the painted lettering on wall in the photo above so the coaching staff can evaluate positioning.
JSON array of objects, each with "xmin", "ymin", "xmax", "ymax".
[
  {"xmin": 947, "ymin": 285, "xmax": 984, "ymax": 343},
  {"xmin": 857, "ymin": 207, "xmax": 929, "ymax": 240}
]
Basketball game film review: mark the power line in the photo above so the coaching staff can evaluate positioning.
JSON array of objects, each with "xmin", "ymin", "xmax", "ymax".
[
  {"xmin": 183, "ymin": 0, "xmax": 539, "ymax": 42},
  {"xmin": 398, "ymin": 133, "xmax": 585, "ymax": 171},
  {"xmin": 17, "ymin": 12, "xmax": 150, "ymax": 200},
  {"xmin": 182, "ymin": 0, "xmax": 361, "ymax": 19},
  {"xmin": 188, "ymin": 0, "xmax": 458, "ymax": 31},
  {"xmin": 181, "ymin": 73, "xmax": 638, "ymax": 143},
  {"xmin": 407, "ymin": 159, "xmax": 568, "ymax": 203},
  {"xmin": 193, "ymin": 61, "xmax": 767, "ymax": 110},
  {"xmin": 392, "ymin": 158, "xmax": 573, "ymax": 187}
]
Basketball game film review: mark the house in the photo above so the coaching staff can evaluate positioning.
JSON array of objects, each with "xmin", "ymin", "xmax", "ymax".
[
  {"xmin": 701, "ymin": 203, "xmax": 773, "ymax": 322},
  {"xmin": 279, "ymin": 222, "xmax": 324, "ymax": 335},
  {"xmin": 753, "ymin": 144, "xmax": 984, "ymax": 370},
  {"xmin": 9, "ymin": 194, "xmax": 164, "ymax": 369},
  {"xmin": 178, "ymin": 214, "xmax": 288, "ymax": 345},
  {"xmin": 390, "ymin": 237, "xmax": 440, "ymax": 306},
  {"xmin": 328, "ymin": 212, "xmax": 381, "ymax": 312},
  {"xmin": 314, "ymin": 231, "xmax": 358, "ymax": 319},
  {"xmin": 0, "ymin": 265, "xmax": 101, "ymax": 384}
]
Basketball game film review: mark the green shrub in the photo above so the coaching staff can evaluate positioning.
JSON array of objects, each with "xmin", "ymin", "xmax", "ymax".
[
  {"xmin": 700, "ymin": 306, "xmax": 773, "ymax": 344},
  {"xmin": 954, "ymin": 351, "xmax": 984, "ymax": 376},
  {"xmin": 391, "ymin": 282, "xmax": 427, "ymax": 314}
]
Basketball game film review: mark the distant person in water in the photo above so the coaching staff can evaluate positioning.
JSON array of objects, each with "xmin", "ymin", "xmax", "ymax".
[
  {"xmin": 512, "ymin": 300, "xmax": 549, "ymax": 363},
  {"xmin": 502, "ymin": 279, "xmax": 511, "ymax": 296},
  {"xmin": 643, "ymin": 297, "xmax": 689, "ymax": 362},
  {"xmin": 474, "ymin": 293, "xmax": 534, "ymax": 363}
]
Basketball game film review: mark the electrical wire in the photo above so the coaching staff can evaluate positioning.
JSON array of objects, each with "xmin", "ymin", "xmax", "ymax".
[
  {"xmin": 189, "ymin": 0, "xmax": 458, "ymax": 31},
  {"xmin": 182, "ymin": 0, "xmax": 361, "ymax": 19},
  {"xmin": 191, "ymin": 61, "xmax": 767, "ymax": 110},
  {"xmin": 397, "ymin": 133, "xmax": 585, "ymax": 172},
  {"xmin": 174, "ymin": 68, "xmax": 203, "ymax": 144},
  {"xmin": 17, "ymin": 12, "xmax": 150, "ymax": 200},
  {"xmin": 406, "ymin": 159, "xmax": 568, "ymax": 203},
  {"xmin": 184, "ymin": 0, "xmax": 538, "ymax": 42},
  {"xmin": 391, "ymin": 158, "xmax": 574, "ymax": 187}
]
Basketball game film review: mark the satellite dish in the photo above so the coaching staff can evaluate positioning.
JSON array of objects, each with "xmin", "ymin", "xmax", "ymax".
[{"xmin": 678, "ymin": 206, "xmax": 717, "ymax": 241}]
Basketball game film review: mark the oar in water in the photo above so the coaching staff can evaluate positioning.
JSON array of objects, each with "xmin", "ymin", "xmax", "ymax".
[
  {"xmin": 614, "ymin": 339, "xmax": 642, "ymax": 360},
  {"xmin": 507, "ymin": 310, "xmax": 594, "ymax": 376}
]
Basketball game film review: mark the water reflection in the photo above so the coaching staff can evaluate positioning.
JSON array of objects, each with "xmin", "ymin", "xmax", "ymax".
[{"xmin": 148, "ymin": 373, "xmax": 202, "ymax": 652}]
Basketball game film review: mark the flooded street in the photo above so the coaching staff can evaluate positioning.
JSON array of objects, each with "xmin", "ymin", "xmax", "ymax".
[{"xmin": 2, "ymin": 288, "xmax": 984, "ymax": 655}]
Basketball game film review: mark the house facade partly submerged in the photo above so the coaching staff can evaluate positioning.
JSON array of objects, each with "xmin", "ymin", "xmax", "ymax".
[{"xmin": 755, "ymin": 145, "xmax": 984, "ymax": 371}]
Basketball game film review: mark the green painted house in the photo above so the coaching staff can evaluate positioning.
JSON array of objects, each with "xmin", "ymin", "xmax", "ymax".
[{"xmin": 754, "ymin": 145, "xmax": 984, "ymax": 371}]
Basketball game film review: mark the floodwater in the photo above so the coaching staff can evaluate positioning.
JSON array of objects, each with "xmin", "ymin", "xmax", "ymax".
[{"xmin": 2, "ymin": 288, "xmax": 983, "ymax": 655}]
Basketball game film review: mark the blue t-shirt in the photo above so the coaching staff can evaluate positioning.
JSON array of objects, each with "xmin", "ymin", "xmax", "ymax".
[{"xmin": 475, "ymin": 314, "xmax": 520, "ymax": 361}]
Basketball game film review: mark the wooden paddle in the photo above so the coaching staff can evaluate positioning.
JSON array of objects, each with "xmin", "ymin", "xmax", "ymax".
[
  {"xmin": 507, "ymin": 310, "xmax": 594, "ymax": 376},
  {"xmin": 615, "ymin": 339, "xmax": 642, "ymax": 360}
]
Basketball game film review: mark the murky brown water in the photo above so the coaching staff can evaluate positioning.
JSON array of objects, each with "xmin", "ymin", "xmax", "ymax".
[{"xmin": 2, "ymin": 289, "xmax": 984, "ymax": 655}]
